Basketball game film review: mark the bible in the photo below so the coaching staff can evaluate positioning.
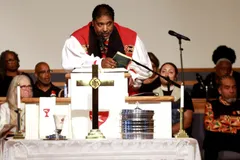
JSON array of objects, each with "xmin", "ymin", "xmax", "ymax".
[{"xmin": 113, "ymin": 51, "xmax": 132, "ymax": 68}]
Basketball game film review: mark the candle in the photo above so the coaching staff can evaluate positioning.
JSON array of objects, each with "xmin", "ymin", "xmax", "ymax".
[
  {"xmin": 17, "ymin": 84, "xmax": 21, "ymax": 108},
  {"xmin": 180, "ymin": 83, "xmax": 184, "ymax": 108}
]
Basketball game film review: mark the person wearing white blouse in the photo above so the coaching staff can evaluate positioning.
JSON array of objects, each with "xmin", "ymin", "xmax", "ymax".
[{"xmin": 0, "ymin": 75, "xmax": 32, "ymax": 139}]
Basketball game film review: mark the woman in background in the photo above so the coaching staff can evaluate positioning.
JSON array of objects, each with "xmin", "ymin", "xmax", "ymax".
[
  {"xmin": 0, "ymin": 75, "xmax": 32, "ymax": 138},
  {"xmin": 0, "ymin": 50, "xmax": 34, "ymax": 97},
  {"xmin": 153, "ymin": 62, "xmax": 194, "ymax": 136}
]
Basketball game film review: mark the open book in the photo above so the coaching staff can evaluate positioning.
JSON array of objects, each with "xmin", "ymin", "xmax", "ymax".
[{"xmin": 113, "ymin": 51, "xmax": 132, "ymax": 68}]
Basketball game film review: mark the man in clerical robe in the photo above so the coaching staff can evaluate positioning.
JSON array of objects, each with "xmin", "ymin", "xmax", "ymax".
[{"xmin": 62, "ymin": 4, "xmax": 152, "ymax": 94}]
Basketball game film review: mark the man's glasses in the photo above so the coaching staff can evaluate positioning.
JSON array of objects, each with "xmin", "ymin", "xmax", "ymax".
[
  {"xmin": 38, "ymin": 70, "xmax": 53, "ymax": 74},
  {"xmin": 20, "ymin": 85, "xmax": 32, "ymax": 90}
]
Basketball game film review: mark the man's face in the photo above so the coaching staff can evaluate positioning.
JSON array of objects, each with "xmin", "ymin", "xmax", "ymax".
[
  {"xmin": 92, "ymin": 15, "xmax": 114, "ymax": 40},
  {"xmin": 35, "ymin": 63, "xmax": 51, "ymax": 85},
  {"xmin": 5, "ymin": 53, "xmax": 19, "ymax": 72},
  {"xmin": 215, "ymin": 61, "xmax": 232, "ymax": 77},
  {"xmin": 218, "ymin": 78, "xmax": 237, "ymax": 102}
]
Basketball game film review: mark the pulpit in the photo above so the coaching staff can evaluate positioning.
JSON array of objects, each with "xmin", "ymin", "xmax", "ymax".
[
  {"xmin": 68, "ymin": 68, "xmax": 174, "ymax": 139},
  {"xmin": 70, "ymin": 68, "xmax": 128, "ymax": 139},
  {"xmin": 21, "ymin": 68, "xmax": 174, "ymax": 139}
]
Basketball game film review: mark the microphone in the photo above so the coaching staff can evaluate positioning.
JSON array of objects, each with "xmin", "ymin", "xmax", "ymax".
[
  {"xmin": 168, "ymin": 30, "xmax": 190, "ymax": 41},
  {"xmin": 99, "ymin": 38, "xmax": 180, "ymax": 88},
  {"xmin": 196, "ymin": 73, "xmax": 205, "ymax": 89},
  {"xmin": 209, "ymin": 73, "xmax": 214, "ymax": 89},
  {"xmin": 98, "ymin": 36, "xmax": 106, "ymax": 50}
]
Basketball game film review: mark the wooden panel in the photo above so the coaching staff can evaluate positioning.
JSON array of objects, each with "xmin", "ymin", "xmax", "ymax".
[
  {"xmin": 22, "ymin": 97, "xmax": 71, "ymax": 103},
  {"xmin": 125, "ymin": 96, "xmax": 174, "ymax": 103},
  {"xmin": 19, "ymin": 68, "xmax": 240, "ymax": 74},
  {"xmin": 65, "ymin": 73, "xmax": 131, "ymax": 79},
  {"xmin": 0, "ymin": 97, "xmax": 206, "ymax": 114},
  {"xmin": 21, "ymin": 69, "xmax": 69, "ymax": 74},
  {"xmin": 191, "ymin": 98, "xmax": 206, "ymax": 114},
  {"xmin": 53, "ymin": 80, "xmax": 198, "ymax": 87},
  {"xmin": 52, "ymin": 82, "xmax": 65, "ymax": 87}
]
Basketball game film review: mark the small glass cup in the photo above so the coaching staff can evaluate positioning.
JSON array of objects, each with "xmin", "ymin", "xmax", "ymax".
[{"xmin": 53, "ymin": 115, "xmax": 66, "ymax": 140}]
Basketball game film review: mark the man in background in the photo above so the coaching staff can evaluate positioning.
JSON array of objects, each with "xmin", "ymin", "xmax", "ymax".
[
  {"xmin": 203, "ymin": 75, "xmax": 240, "ymax": 160},
  {"xmin": 33, "ymin": 62, "xmax": 61, "ymax": 97}
]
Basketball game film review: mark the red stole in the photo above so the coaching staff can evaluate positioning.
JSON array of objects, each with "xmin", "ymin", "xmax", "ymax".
[
  {"xmin": 71, "ymin": 22, "xmax": 136, "ymax": 57},
  {"xmin": 71, "ymin": 22, "xmax": 138, "ymax": 96}
]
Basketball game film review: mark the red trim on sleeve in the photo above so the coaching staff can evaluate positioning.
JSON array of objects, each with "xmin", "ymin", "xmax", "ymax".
[{"xmin": 129, "ymin": 69, "xmax": 136, "ymax": 73}]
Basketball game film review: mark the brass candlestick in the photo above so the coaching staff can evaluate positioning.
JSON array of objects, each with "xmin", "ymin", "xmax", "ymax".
[
  {"xmin": 13, "ymin": 108, "xmax": 25, "ymax": 139},
  {"xmin": 86, "ymin": 129, "xmax": 105, "ymax": 139},
  {"xmin": 174, "ymin": 108, "xmax": 189, "ymax": 138}
]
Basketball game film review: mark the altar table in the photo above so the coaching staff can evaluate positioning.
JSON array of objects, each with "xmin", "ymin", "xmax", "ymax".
[{"xmin": 2, "ymin": 138, "xmax": 201, "ymax": 160}]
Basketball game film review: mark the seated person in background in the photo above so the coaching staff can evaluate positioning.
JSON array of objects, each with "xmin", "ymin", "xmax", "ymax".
[
  {"xmin": 0, "ymin": 75, "xmax": 32, "ymax": 138},
  {"xmin": 0, "ymin": 50, "xmax": 34, "ymax": 97},
  {"xmin": 153, "ymin": 62, "xmax": 194, "ymax": 136},
  {"xmin": 203, "ymin": 75, "xmax": 240, "ymax": 160},
  {"xmin": 33, "ymin": 62, "xmax": 62, "ymax": 97},
  {"xmin": 139, "ymin": 52, "xmax": 161, "ymax": 93},
  {"xmin": 61, "ymin": 4, "xmax": 152, "ymax": 94},
  {"xmin": 191, "ymin": 45, "xmax": 240, "ymax": 98}
]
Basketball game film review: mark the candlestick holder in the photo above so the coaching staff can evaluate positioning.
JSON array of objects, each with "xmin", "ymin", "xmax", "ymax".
[
  {"xmin": 13, "ymin": 108, "xmax": 25, "ymax": 139},
  {"xmin": 174, "ymin": 108, "xmax": 188, "ymax": 138},
  {"xmin": 86, "ymin": 129, "xmax": 105, "ymax": 139}
]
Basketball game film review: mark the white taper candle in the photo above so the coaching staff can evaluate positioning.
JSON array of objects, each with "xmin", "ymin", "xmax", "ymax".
[
  {"xmin": 180, "ymin": 83, "xmax": 184, "ymax": 108},
  {"xmin": 17, "ymin": 84, "xmax": 21, "ymax": 108}
]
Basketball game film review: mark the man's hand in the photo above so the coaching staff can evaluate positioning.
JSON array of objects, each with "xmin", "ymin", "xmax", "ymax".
[
  {"xmin": 101, "ymin": 58, "xmax": 117, "ymax": 68},
  {"xmin": 129, "ymin": 76, "xmax": 141, "ymax": 91},
  {"xmin": 128, "ymin": 64, "xmax": 152, "ymax": 88}
]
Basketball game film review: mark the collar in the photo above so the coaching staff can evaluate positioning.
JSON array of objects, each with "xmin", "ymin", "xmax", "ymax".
[
  {"xmin": 34, "ymin": 82, "xmax": 53, "ymax": 91},
  {"xmin": 160, "ymin": 85, "xmax": 174, "ymax": 91},
  {"xmin": 219, "ymin": 96, "xmax": 231, "ymax": 106}
]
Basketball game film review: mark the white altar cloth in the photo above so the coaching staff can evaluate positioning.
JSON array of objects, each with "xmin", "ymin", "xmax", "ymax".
[{"xmin": 2, "ymin": 138, "xmax": 201, "ymax": 160}]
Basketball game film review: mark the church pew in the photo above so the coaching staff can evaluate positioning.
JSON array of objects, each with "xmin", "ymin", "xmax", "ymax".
[{"xmin": 19, "ymin": 68, "xmax": 240, "ymax": 90}]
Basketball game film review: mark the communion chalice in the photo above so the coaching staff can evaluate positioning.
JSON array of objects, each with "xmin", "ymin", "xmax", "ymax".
[{"xmin": 43, "ymin": 108, "xmax": 50, "ymax": 117}]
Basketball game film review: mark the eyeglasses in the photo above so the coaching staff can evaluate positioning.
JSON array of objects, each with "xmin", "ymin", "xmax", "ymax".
[
  {"xmin": 5, "ymin": 59, "xmax": 17, "ymax": 63},
  {"xmin": 38, "ymin": 70, "xmax": 53, "ymax": 74},
  {"xmin": 20, "ymin": 85, "xmax": 32, "ymax": 90}
]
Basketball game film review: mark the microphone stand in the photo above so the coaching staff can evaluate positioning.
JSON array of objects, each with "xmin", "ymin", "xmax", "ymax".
[
  {"xmin": 99, "ymin": 35, "xmax": 180, "ymax": 88},
  {"xmin": 174, "ymin": 38, "xmax": 188, "ymax": 138},
  {"xmin": 167, "ymin": 82, "xmax": 170, "ymax": 92},
  {"xmin": 179, "ymin": 39, "xmax": 185, "ymax": 86},
  {"xmin": 132, "ymin": 59, "xmax": 180, "ymax": 88}
]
